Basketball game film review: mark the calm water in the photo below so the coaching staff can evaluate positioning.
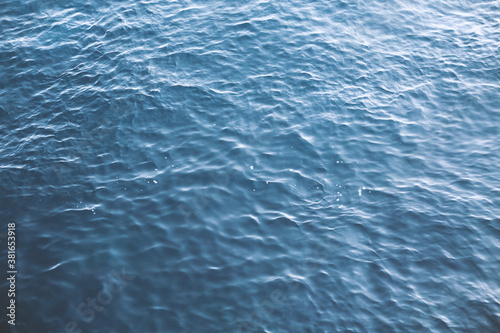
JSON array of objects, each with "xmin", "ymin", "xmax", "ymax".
[{"xmin": 1, "ymin": 0, "xmax": 499, "ymax": 332}]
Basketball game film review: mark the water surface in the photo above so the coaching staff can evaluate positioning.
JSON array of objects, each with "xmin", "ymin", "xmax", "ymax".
[{"xmin": 1, "ymin": 0, "xmax": 499, "ymax": 332}]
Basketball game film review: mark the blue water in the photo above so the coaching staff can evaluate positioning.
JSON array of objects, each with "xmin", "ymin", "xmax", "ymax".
[{"xmin": 1, "ymin": 0, "xmax": 499, "ymax": 332}]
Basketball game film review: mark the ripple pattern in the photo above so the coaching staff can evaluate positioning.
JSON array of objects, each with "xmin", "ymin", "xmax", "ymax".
[{"xmin": 1, "ymin": 0, "xmax": 499, "ymax": 332}]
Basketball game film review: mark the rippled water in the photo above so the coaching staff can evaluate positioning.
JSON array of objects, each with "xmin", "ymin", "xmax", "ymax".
[{"xmin": 1, "ymin": 0, "xmax": 499, "ymax": 332}]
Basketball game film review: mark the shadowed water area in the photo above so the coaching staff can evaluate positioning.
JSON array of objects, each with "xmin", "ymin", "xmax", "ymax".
[{"xmin": 0, "ymin": 0, "xmax": 499, "ymax": 332}]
